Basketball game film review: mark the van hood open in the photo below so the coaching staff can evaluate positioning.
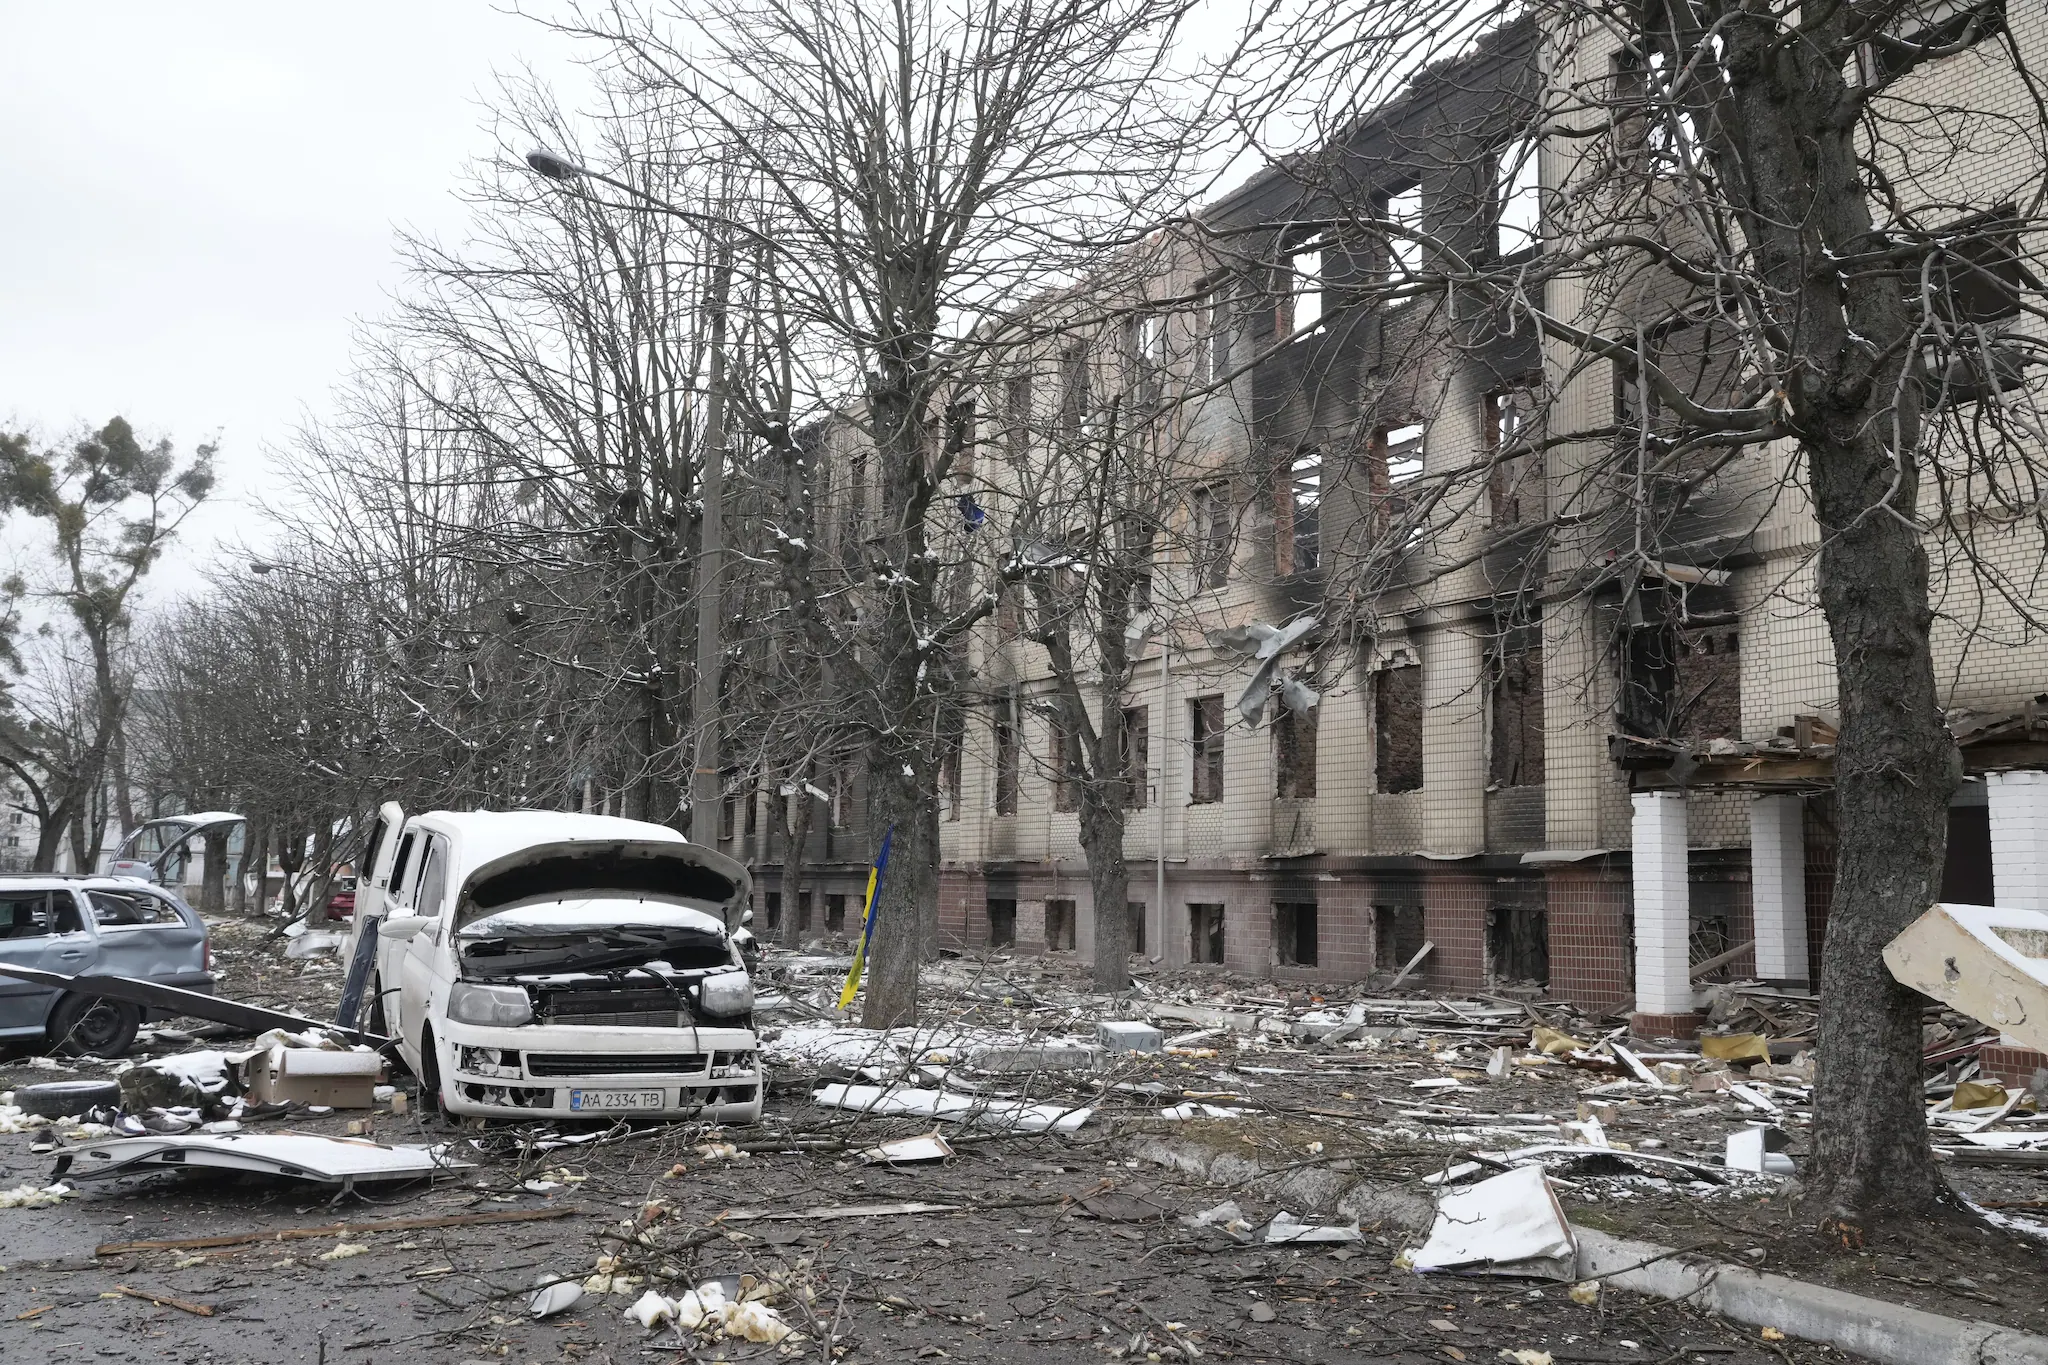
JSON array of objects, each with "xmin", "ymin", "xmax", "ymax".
[{"xmin": 454, "ymin": 837, "xmax": 751, "ymax": 929}]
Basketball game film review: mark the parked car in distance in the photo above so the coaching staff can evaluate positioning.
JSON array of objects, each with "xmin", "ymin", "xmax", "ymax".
[
  {"xmin": 0, "ymin": 875, "xmax": 215, "ymax": 1057},
  {"xmin": 326, "ymin": 875, "xmax": 359, "ymax": 919},
  {"xmin": 345, "ymin": 809, "xmax": 762, "ymax": 1124}
]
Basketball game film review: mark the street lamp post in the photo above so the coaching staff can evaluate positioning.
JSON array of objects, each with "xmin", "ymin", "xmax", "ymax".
[{"xmin": 526, "ymin": 148, "xmax": 732, "ymax": 855}]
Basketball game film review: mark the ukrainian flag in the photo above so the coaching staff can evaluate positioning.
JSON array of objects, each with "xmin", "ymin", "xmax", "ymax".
[{"xmin": 838, "ymin": 824, "xmax": 894, "ymax": 1010}]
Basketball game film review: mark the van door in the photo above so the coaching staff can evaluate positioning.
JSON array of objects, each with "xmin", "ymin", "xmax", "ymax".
[
  {"xmin": 354, "ymin": 802, "xmax": 406, "ymax": 924},
  {"xmin": 369, "ymin": 825, "xmax": 423, "ymax": 1039},
  {"xmin": 397, "ymin": 834, "xmax": 451, "ymax": 1048},
  {"xmin": 335, "ymin": 803, "xmax": 406, "ymax": 1031}
]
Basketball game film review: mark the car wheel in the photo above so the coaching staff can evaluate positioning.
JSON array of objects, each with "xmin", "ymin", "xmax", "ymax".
[{"xmin": 47, "ymin": 995, "xmax": 141, "ymax": 1059}]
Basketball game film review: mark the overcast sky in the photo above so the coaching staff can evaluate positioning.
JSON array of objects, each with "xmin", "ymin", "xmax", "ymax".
[{"xmin": 0, "ymin": 3, "xmax": 586, "ymax": 594}]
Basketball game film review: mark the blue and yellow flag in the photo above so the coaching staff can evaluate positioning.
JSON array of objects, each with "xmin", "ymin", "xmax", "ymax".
[{"xmin": 837, "ymin": 824, "xmax": 894, "ymax": 1011}]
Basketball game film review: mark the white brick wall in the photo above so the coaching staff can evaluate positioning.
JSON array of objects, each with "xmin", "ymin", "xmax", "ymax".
[
  {"xmin": 1749, "ymin": 794, "xmax": 1808, "ymax": 982},
  {"xmin": 1989, "ymin": 770, "xmax": 2048, "ymax": 911},
  {"xmin": 1631, "ymin": 792, "xmax": 1691, "ymax": 1014}
]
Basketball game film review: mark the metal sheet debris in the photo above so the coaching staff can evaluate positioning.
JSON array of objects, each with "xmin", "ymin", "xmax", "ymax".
[
  {"xmin": 54, "ymin": 1132, "xmax": 469, "ymax": 1184},
  {"xmin": 1408, "ymin": 1166, "xmax": 1577, "ymax": 1280}
]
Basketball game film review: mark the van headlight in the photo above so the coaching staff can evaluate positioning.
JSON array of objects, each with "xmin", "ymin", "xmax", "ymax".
[
  {"xmin": 697, "ymin": 971, "xmax": 753, "ymax": 1018},
  {"xmin": 447, "ymin": 982, "xmax": 533, "ymax": 1026}
]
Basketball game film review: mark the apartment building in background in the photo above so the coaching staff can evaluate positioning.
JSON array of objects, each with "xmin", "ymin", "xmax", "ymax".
[{"xmin": 728, "ymin": 5, "xmax": 2048, "ymax": 1078}]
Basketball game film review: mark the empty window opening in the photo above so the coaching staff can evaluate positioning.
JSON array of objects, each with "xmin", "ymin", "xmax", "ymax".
[
  {"xmin": 1283, "ymin": 449, "xmax": 1321, "ymax": 574},
  {"xmin": 1274, "ymin": 902, "xmax": 1319, "ymax": 967},
  {"xmin": 1274, "ymin": 702, "xmax": 1319, "ymax": 799},
  {"xmin": 1382, "ymin": 422, "xmax": 1424, "ymax": 484},
  {"xmin": 1486, "ymin": 387, "xmax": 1543, "ymax": 527},
  {"xmin": 1128, "ymin": 900, "xmax": 1148, "ymax": 956},
  {"xmin": 1495, "ymin": 137, "xmax": 1540, "ymax": 256},
  {"xmin": 1189, "ymin": 903, "xmax": 1227, "ymax": 964},
  {"xmin": 1486, "ymin": 905, "xmax": 1549, "ymax": 986},
  {"xmin": 1200, "ymin": 281, "xmax": 1233, "ymax": 385},
  {"xmin": 994, "ymin": 710, "xmax": 1020, "ymax": 816},
  {"xmin": 1375, "ymin": 904, "xmax": 1426, "ymax": 972},
  {"xmin": 1051, "ymin": 713, "xmax": 1081, "ymax": 813},
  {"xmin": 1375, "ymin": 664, "xmax": 1424, "ymax": 793},
  {"xmin": 1192, "ymin": 485, "xmax": 1231, "ymax": 589},
  {"xmin": 1489, "ymin": 628, "xmax": 1545, "ymax": 789},
  {"xmin": 1005, "ymin": 371, "xmax": 1033, "ymax": 464},
  {"xmin": 1045, "ymin": 898, "xmax": 1078, "ymax": 952},
  {"xmin": 1191, "ymin": 694, "xmax": 1226, "ymax": 804},
  {"xmin": 765, "ymin": 892, "xmax": 782, "ymax": 932},
  {"xmin": 1288, "ymin": 239, "xmax": 1325, "ymax": 335},
  {"xmin": 988, "ymin": 899, "xmax": 1017, "ymax": 948},
  {"xmin": 826, "ymin": 894, "xmax": 847, "ymax": 934},
  {"xmin": 797, "ymin": 891, "xmax": 813, "ymax": 932},
  {"xmin": 1120, "ymin": 704, "xmax": 1150, "ymax": 809},
  {"xmin": 1382, "ymin": 183, "xmax": 1422, "ymax": 276}
]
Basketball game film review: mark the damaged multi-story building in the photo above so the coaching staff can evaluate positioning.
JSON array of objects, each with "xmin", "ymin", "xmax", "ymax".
[{"xmin": 729, "ymin": 2, "xmax": 2048, "ymax": 1079}]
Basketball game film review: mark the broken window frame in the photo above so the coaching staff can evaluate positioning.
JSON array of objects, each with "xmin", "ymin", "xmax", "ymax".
[
  {"xmin": 1494, "ymin": 136, "xmax": 1541, "ymax": 257},
  {"xmin": 1191, "ymin": 484, "xmax": 1231, "ymax": 590},
  {"xmin": 1488, "ymin": 621, "xmax": 1546, "ymax": 789}
]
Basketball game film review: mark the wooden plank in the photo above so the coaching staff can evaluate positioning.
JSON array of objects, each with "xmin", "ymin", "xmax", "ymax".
[{"xmin": 94, "ymin": 1204, "xmax": 577, "ymax": 1257}]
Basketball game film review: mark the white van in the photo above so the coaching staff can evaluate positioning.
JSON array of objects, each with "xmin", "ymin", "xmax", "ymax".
[{"xmin": 340, "ymin": 808, "xmax": 760, "ymax": 1123}]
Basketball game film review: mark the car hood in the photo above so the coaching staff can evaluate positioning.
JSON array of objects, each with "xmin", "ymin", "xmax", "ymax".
[{"xmin": 454, "ymin": 838, "xmax": 750, "ymax": 930}]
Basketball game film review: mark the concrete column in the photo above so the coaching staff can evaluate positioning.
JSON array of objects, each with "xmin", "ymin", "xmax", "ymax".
[
  {"xmin": 1989, "ymin": 770, "xmax": 2048, "ymax": 911},
  {"xmin": 1631, "ymin": 791, "xmax": 1695, "ymax": 1028},
  {"xmin": 1749, "ymin": 794, "xmax": 1808, "ymax": 983}
]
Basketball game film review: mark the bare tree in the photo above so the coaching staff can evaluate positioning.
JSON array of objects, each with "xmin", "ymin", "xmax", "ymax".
[{"xmin": 561, "ymin": 0, "xmax": 1201, "ymax": 1024}]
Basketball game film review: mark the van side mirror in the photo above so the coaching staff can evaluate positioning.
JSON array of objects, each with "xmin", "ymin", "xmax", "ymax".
[{"xmin": 381, "ymin": 915, "xmax": 434, "ymax": 943}]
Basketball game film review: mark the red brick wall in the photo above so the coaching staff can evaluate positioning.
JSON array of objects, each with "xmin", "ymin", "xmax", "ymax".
[
  {"xmin": 1422, "ymin": 873, "xmax": 1489, "ymax": 992},
  {"xmin": 1547, "ymin": 864, "xmax": 1633, "ymax": 1012},
  {"xmin": 937, "ymin": 869, "xmax": 985, "ymax": 952}
]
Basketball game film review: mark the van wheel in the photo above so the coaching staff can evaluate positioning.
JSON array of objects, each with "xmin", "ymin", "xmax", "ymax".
[
  {"xmin": 47, "ymin": 995, "xmax": 140, "ymax": 1059},
  {"xmin": 366, "ymin": 975, "xmax": 389, "ymax": 1037},
  {"xmin": 418, "ymin": 1026, "xmax": 450, "ymax": 1116}
]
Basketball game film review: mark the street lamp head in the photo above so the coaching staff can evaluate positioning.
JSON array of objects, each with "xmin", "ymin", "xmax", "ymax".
[{"xmin": 525, "ymin": 148, "xmax": 586, "ymax": 181}]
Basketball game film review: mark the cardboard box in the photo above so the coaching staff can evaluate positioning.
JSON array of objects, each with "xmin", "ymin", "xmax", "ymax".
[{"xmin": 244, "ymin": 1047, "xmax": 384, "ymax": 1109}]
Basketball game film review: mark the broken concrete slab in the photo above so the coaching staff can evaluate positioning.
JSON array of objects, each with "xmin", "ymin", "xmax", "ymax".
[
  {"xmin": 965, "ymin": 1043, "xmax": 1098, "ymax": 1073},
  {"xmin": 1886, "ymin": 904, "xmax": 2048, "ymax": 1054}
]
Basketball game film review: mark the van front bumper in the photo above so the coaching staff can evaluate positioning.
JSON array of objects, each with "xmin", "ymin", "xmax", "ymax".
[{"xmin": 434, "ymin": 1019, "xmax": 762, "ymax": 1123}]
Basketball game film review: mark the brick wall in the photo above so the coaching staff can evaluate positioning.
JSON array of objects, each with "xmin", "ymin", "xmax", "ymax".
[
  {"xmin": 1422, "ymin": 872, "xmax": 1489, "ymax": 992},
  {"xmin": 1547, "ymin": 863, "xmax": 1633, "ymax": 1011}
]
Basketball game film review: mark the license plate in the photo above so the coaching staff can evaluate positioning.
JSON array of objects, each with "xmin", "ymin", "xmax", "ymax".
[{"xmin": 569, "ymin": 1089, "xmax": 665, "ymax": 1111}]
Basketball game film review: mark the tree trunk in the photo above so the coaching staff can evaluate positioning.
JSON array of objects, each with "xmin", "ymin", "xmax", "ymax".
[
  {"xmin": 200, "ymin": 831, "xmax": 229, "ymax": 913},
  {"xmin": 861, "ymin": 737, "xmax": 934, "ymax": 1028},
  {"xmin": 33, "ymin": 796, "xmax": 76, "ymax": 872},
  {"xmin": 276, "ymin": 825, "xmax": 305, "ymax": 920},
  {"xmin": 1702, "ymin": 10, "xmax": 1951, "ymax": 1225},
  {"xmin": 780, "ymin": 780, "xmax": 813, "ymax": 949},
  {"xmin": 1079, "ymin": 785, "xmax": 1131, "ymax": 992},
  {"xmin": 231, "ymin": 822, "xmax": 254, "ymax": 914}
]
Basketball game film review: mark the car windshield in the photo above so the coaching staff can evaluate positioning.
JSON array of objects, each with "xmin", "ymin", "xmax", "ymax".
[{"xmin": 455, "ymin": 897, "xmax": 730, "ymax": 977}]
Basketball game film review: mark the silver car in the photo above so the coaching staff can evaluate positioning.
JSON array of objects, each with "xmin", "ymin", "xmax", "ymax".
[{"xmin": 0, "ymin": 875, "xmax": 214, "ymax": 1057}]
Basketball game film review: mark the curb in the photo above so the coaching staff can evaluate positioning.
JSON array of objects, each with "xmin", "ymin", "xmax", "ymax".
[{"xmin": 1128, "ymin": 1135, "xmax": 2048, "ymax": 1365}]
